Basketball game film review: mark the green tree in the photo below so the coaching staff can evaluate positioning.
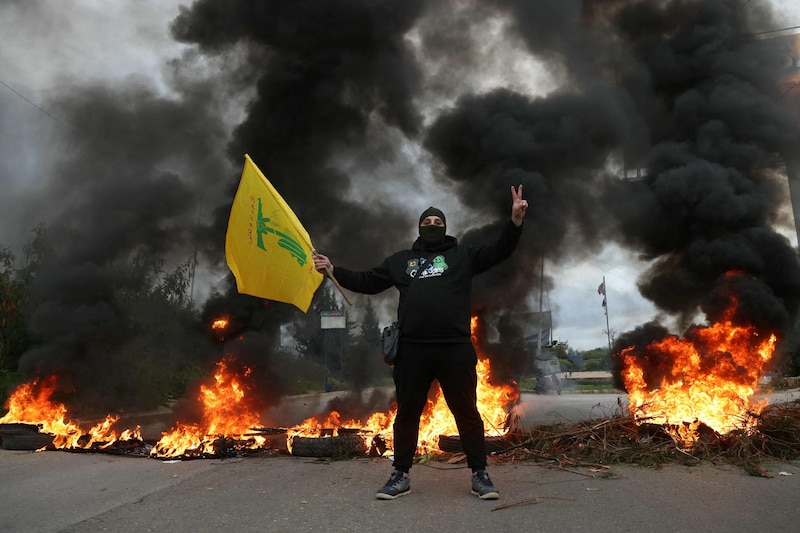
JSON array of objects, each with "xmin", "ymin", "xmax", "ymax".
[
  {"xmin": 0, "ymin": 246, "xmax": 30, "ymax": 402},
  {"xmin": 22, "ymin": 223, "xmax": 53, "ymax": 273},
  {"xmin": 86, "ymin": 251, "xmax": 205, "ymax": 411},
  {"xmin": 0, "ymin": 225, "xmax": 54, "ymax": 401},
  {"xmin": 0, "ymin": 223, "xmax": 51, "ymax": 373},
  {"xmin": 342, "ymin": 298, "xmax": 390, "ymax": 389},
  {"xmin": 360, "ymin": 297, "xmax": 381, "ymax": 347},
  {"xmin": 581, "ymin": 347, "xmax": 611, "ymax": 371},
  {"xmin": 0, "ymin": 246, "xmax": 22, "ymax": 371},
  {"xmin": 1, "ymin": 223, "xmax": 212, "ymax": 411}
]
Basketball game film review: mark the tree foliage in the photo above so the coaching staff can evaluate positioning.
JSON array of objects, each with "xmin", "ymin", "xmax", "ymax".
[
  {"xmin": 0, "ymin": 224, "xmax": 50, "ymax": 373},
  {"xmin": 359, "ymin": 297, "xmax": 381, "ymax": 348},
  {"xmin": 580, "ymin": 347, "xmax": 612, "ymax": 371},
  {"xmin": 0, "ymin": 223, "xmax": 211, "ymax": 411}
]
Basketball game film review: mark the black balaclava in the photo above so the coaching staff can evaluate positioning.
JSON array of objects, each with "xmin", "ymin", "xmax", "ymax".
[{"xmin": 418, "ymin": 207, "xmax": 446, "ymax": 247}]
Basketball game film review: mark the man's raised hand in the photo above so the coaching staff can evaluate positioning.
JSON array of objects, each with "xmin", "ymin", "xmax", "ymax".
[{"xmin": 511, "ymin": 185, "xmax": 528, "ymax": 227}]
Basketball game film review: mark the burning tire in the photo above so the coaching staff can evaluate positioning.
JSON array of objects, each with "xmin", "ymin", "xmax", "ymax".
[
  {"xmin": 289, "ymin": 434, "xmax": 367, "ymax": 457},
  {"xmin": 0, "ymin": 423, "xmax": 54, "ymax": 450},
  {"xmin": 0, "ymin": 431, "xmax": 55, "ymax": 450},
  {"xmin": 437, "ymin": 434, "xmax": 510, "ymax": 454},
  {"xmin": 249, "ymin": 427, "xmax": 289, "ymax": 452}
]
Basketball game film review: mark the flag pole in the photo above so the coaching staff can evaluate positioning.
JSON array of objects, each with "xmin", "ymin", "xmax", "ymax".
[
  {"xmin": 325, "ymin": 267, "xmax": 353, "ymax": 306},
  {"xmin": 536, "ymin": 255, "xmax": 544, "ymax": 359},
  {"xmin": 312, "ymin": 250, "xmax": 352, "ymax": 306},
  {"xmin": 602, "ymin": 275, "xmax": 611, "ymax": 353}
]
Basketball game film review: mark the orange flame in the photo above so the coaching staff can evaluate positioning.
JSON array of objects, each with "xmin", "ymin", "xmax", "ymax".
[
  {"xmin": 3, "ymin": 316, "xmax": 518, "ymax": 458},
  {"xmin": 0, "ymin": 376, "xmax": 142, "ymax": 448},
  {"xmin": 211, "ymin": 316, "xmax": 230, "ymax": 341},
  {"xmin": 620, "ymin": 301, "xmax": 776, "ymax": 444},
  {"xmin": 414, "ymin": 316, "xmax": 518, "ymax": 449},
  {"xmin": 151, "ymin": 355, "xmax": 266, "ymax": 457},
  {"xmin": 287, "ymin": 315, "xmax": 519, "ymax": 454}
]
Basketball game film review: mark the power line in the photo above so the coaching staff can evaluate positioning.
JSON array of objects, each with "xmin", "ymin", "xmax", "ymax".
[
  {"xmin": 0, "ymin": 79, "xmax": 72, "ymax": 130},
  {"xmin": 779, "ymin": 81, "xmax": 800, "ymax": 100},
  {"xmin": 751, "ymin": 25, "xmax": 800, "ymax": 37},
  {"xmin": 737, "ymin": 0, "xmax": 753, "ymax": 15}
]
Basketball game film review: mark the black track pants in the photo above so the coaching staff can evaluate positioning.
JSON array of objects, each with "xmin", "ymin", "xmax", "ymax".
[{"xmin": 391, "ymin": 342, "xmax": 487, "ymax": 472}]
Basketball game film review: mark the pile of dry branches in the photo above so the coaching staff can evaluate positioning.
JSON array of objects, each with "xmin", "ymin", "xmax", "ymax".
[{"xmin": 492, "ymin": 399, "xmax": 800, "ymax": 477}]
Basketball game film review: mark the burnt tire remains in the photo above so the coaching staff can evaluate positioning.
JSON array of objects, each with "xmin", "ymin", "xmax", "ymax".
[
  {"xmin": 0, "ymin": 423, "xmax": 54, "ymax": 451},
  {"xmin": 290, "ymin": 434, "xmax": 367, "ymax": 457},
  {"xmin": 0, "ymin": 432, "xmax": 55, "ymax": 450}
]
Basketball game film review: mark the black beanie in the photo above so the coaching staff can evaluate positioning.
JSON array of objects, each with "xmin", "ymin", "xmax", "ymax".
[{"xmin": 418, "ymin": 207, "xmax": 446, "ymax": 229}]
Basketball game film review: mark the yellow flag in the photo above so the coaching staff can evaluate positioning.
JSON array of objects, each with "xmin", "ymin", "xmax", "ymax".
[{"xmin": 225, "ymin": 154, "xmax": 323, "ymax": 312}]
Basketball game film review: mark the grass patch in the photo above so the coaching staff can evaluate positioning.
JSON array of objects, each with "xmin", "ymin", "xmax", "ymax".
[{"xmin": 576, "ymin": 381, "xmax": 615, "ymax": 391}]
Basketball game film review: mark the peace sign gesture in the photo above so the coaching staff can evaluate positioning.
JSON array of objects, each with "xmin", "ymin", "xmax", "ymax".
[{"xmin": 511, "ymin": 185, "xmax": 528, "ymax": 227}]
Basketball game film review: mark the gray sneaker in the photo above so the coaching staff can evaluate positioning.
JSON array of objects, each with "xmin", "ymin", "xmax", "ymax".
[
  {"xmin": 376, "ymin": 470, "xmax": 410, "ymax": 500},
  {"xmin": 471, "ymin": 470, "xmax": 499, "ymax": 500}
]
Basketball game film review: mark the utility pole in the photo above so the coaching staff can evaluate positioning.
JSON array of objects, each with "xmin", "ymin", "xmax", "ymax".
[{"xmin": 536, "ymin": 256, "xmax": 544, "ymax": 359}]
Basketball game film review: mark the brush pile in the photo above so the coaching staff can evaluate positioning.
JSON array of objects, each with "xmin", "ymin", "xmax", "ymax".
[{"xmin": 490, "ymin": 400, "xmax": 800, "ymax": 477}]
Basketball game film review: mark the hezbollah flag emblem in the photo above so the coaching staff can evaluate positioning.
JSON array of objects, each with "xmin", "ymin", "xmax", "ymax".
[{"xmin": 225, "ymin": 154, "xmax": 323, "ymax": 312}]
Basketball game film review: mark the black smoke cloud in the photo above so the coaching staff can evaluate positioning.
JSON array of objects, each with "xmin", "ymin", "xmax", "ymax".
[
  {"xmin": 7, "ymin": 0, "xmax": 800, "ymax": 414},
  {"xmin": 13, "ymin": 79, "xmax": 234, "ymax": 413},
  {"xmin": 422, "ymin": 0, "xmax": 800, "ymax": 375},
  {"xmin": 605, "ymin": 1, "xmax": 800, "ymax": 339},
  {"xmin": 420, "ymin": 0, "xmax": 644, "ymax": 315},
  {"xmin": 170, "ymin": 0, "xmax": 428, "ymax": 268}
]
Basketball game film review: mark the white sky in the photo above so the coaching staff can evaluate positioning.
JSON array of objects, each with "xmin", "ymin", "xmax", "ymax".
[{"xmin": 1, "ymin": 0, "xmax": 799, "ymax": 352}]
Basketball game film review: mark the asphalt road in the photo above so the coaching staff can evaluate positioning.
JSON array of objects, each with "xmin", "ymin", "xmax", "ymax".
[
  {"xmin": 1, "ymin": 388, "xmax": 799, "ymax": 533},
  {"xmin": 1, "ymin": 444, "xmax": 798, "ymax": 533}
]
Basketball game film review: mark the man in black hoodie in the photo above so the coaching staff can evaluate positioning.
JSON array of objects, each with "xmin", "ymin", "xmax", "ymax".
[{"xmin": 313, "ymin": 186, "xmax": 527, "ymax": 500}]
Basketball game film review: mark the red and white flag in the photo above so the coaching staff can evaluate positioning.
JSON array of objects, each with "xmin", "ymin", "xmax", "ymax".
[{"xmin": 597, "ymin": 281, "xmax": 605, "ymax": 295}]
